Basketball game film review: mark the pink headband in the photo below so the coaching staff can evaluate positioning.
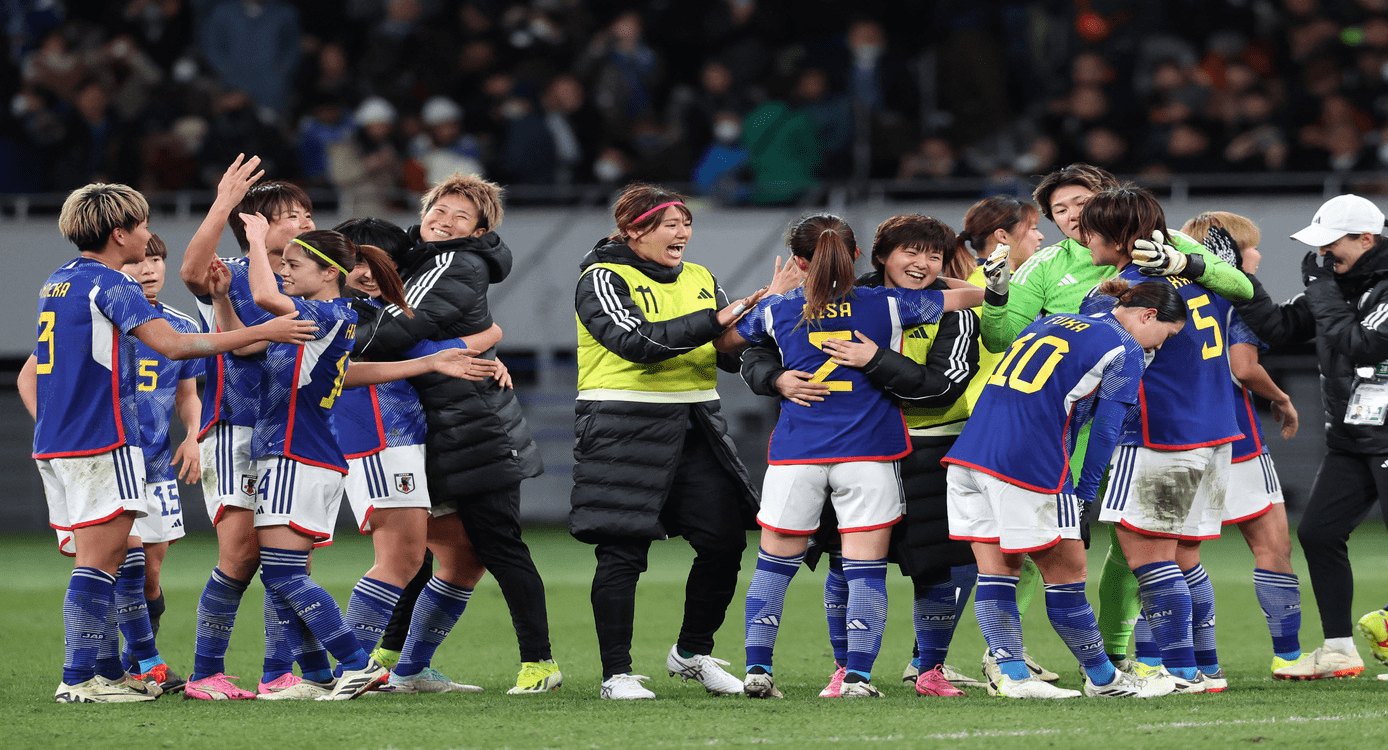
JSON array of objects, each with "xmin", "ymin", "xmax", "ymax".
[{"xmin": 632, "ymin": 201, "xmax": 685, "ymax": 225}]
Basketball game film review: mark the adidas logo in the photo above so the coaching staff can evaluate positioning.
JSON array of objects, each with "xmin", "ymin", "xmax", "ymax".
[
  {"xmin": 907, "ymin": 328, "xmax": 930, "ymax": 339},
  {"xmin": 1381, "ymin": 459, "xmax": 1388, "ymax": 468},
  {"xmin": 698, "ymin": 289, "xmax": 713, "ymax": 299},
  {"xmin": 752, "ymin": 615, "xmax": 780, "ymax": 627},
  {"xmin": 1057, "ymin": 274, "xmax": 1078, "ymax": 286},
  {"xmin": 992, "ymin": 648, "xmax": 1015, "ymax": 659},
  {"xmin": 846, "ymin": 619, "xmax": 869, "ymax": 631}
]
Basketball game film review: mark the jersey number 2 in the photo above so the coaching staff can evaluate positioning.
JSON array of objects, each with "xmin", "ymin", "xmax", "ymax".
[{"xmin": 807, "ymin": 331, "xmax": 854, "ymax": 391}]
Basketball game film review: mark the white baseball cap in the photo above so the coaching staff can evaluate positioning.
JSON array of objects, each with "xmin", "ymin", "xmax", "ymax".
[
  {"xmin": 1290, "ymin": 194, "xmax": 1386, "ymax": 247},
  {"xmin": 421, "ymin": 96, "xmax": 463, "ymax": 126},
  {"xmin": 354, "ymin": 96, "xmax": 396, "ymax": 126}
]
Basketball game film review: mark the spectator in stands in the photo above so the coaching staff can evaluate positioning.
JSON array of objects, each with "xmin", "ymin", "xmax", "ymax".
[
  {"xmin": 200, "ymin": 0, "xmax": 301, "ymax": 115},
  {"xmin": 743, "ymin": 99, "xmax": 820, "ymax": 205},
  {"xmin": 329, "ymin": 96, "xmax": 406, "ymax": 213},
  {"xmin": 580, "ymin": 10, "xmax": 663, "ymax": 141},
  {"xmin": 692, "ymin": 109, "xmax": 750, "ymax": 204},
  {"xmin": 408, "ymin": 96, "xmax": 485, "ymax": 190},
  {"xmin": 793, "ymin": 68, "xmax": 853, "ymax": 179},
  {"xmin": 51, "ymin": 77, "xmax": 139, "ymax": 189}
]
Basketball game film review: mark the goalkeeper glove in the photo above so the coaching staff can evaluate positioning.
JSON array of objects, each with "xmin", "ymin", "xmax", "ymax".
[
  {"xmin": 982, "ymin": 244, "xmax": 1011, "ymax": 300},
  {"xmin": 1131, "ymin": 230, "xmax": 1206, "ymax": 280}
]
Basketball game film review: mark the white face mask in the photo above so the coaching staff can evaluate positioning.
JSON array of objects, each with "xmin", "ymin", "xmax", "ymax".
[
  {"xmin": 594, "ymin": 158, "xmax": 624, "ymax": 182},
  {"xmin": 714, "ymin": 121, "xmax": 741, "ymax": 144}
]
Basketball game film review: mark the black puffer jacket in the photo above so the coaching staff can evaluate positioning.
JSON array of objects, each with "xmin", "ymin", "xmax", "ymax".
[
  {"xmin": 359, "ymin": 227, "xmax": 542, "ymax": 498},
  {"xmin": 1234, "ymin": 244, "xmax": 1388, "ymax": 454},
  {"xmin": 569, "ymin": 239, "xmax": 758, "ymax": 542}
]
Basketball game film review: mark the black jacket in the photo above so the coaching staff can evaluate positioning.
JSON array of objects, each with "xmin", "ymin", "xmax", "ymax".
[
  {"xmin": 1234, "ymin": 244, "xmax": 1388, "ymax": 454},
  {"xmin": 359, "ymin": 227, "xmax": 542, "ymax": 497},
  {"xmin": 569, "ymin": 239, "xmax": 758, "ymax": 542}
]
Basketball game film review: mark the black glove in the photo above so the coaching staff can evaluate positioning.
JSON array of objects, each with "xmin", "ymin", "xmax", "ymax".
[
  {"xmin": 1080, "ymin": 500, "xmax": 1097, "ymax": 549},
  {"xmin": 1301, "ymin": 250, "xmax": 1331, "ymax": 286}
]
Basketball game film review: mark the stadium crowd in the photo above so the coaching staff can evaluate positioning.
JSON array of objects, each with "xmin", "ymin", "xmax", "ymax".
[{"xmin": 9, "ymin": 0, "xmax": 1388, "ymax": 206}]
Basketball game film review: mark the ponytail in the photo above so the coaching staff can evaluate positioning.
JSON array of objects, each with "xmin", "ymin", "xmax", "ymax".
[
  {"xmin": 357, "ymin": 244, "xmax": 414, "ymax": 317},
  {"xmin": 802, "ymin": 229, "xmax": 856, "ymax": 323}
]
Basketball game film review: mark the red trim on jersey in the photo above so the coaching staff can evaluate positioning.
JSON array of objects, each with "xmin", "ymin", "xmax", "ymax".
[
  {"xmin": 1117, "ymin": 518, "xmax": 1184, "ymax": 540},
  {"xmin": 211, "ymin": 502, "xmax": 227, "ymax": 527},
  {"xmin": 342, "ymin": 385, "xmax": 388, "ymax": 459},
  {"xmin": 109, "ymin": 327, "xmax": 125, "ymax": 439},
  {"xmin": 838, "ymin": 516, "xmax": 902, "ymax": 533},
  {"xmin": 1001, "ymin": 535, "xmax": 1061, "ymax": 555},
  {"xmin": 1231, "ymin": 451, "xmax": 1265, "ymax": 464},
  {"xmin": 34, "ymin": 440, "xmax": 125, "ymax": 460},
  {"xmin": 763, "ymin": 412, "xmax": 912, "ymax": 465},
  {"xmin": 1231, "ymin": 387, "xmax": 1264, "ymax": 462},
  {"xmin": 312, "ymin": 537, "xmax": 334, "ymax": 548},
  {"xmin": 56, "ymin": 534, "xmax": 75, "ymax": 557},
  {"xmin": 197, "ymin": 351, "xmax": 226, "ymax": 440},
  {"xmin": 282, "ymin": 348, "xmax": 349, "ymax": 474},
  {"xmin": 939, "ymin": 457, "xmax": 1068, "ymax": 495},
  {"xmin": 285, "ymin": 450, "xmax": 349, "ymax": 475},
  {"xmin": 756, "ymin": 519, "xmax": 818, "ymax": 535},
  {"xmin": 1138, "ymin": 383, "xmax": 1243, "ymax": 450},
  {"xmin": 358, "ymin": 505, "xmax": 375, "ymax": 534},
  {"xmin": 54, "ymin": 505, "xmax": 128, "ymax": 531},
  {"xmin": 1222, "ymin": 502, "xmax": 1273, "ymax": 526}
]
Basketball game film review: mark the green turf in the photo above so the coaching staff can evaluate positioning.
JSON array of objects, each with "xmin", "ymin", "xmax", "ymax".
[{"xmin": 4, "ymin": 524, "xmax": 1388, "ymax": 749}]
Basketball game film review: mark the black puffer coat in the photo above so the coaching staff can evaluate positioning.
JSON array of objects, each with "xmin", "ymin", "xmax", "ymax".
[
  {"xmin": 1234, "ymin": 243, "xmax": 1388, "ymax": 455},
  {"xmin": 569, "ymin": 240, "xmax": 758, "ymax": 542},
  {"xmin": 359, "ymin": 227, "xmax": 542, "ymax": 498}
]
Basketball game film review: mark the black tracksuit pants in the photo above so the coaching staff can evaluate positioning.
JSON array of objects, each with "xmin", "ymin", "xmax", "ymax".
[{"xmin": 1299, "ymin": 448, "xmax": 1388, "ymax": 638}]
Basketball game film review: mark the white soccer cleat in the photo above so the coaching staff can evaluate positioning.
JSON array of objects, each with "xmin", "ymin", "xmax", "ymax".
[
  {"xmin": 742, "ymin": 672, "xmax": 782, "ymax": 699},
  {"xmin": 665, "ymin": 645, "xmax": 743, "ymax": 695},
  {"xmin": 600, "ymin": 673, "xmax": 655, "ymax": 700},
  {"xmin": 1199, "ymin": 668, "xmax": 1228, "ymax": 693},
  {"xmin": 319, "ymin": 658, "xmax": 389, "ymax": 701},
  {"xmin": 941, "ymin": 663, "xmax": 985, "ymax": 689},
  {"xmin": 385, "ymin": 667, "xmax": 483, "ymax": 694},
  {"xmin": 54, "ymin": 675, "xmax": 159, "ymax": 703},
  {"xmin": 1272, "ymin": 646, "xmax": 1365, "ymax": 680},
  {"xmin": 1023, "ymin": 649, "xmax": 1060, "ymax": 682},
  {"xmin": 839, "ymin": 679, "xmax": 884, "ymax": 698},
  {"xmin": 256, "ymin": 677, "xmax": 333, "ymax": 700},
  {"xmin": 901, "ymin": 661, "xmax": 919, "ymax": 684},
  {"xmin": 993, "ymin": 674, "xmax": 1081, "ymax": 699},
  {"xmin": 1083, "ymin": 669, "xmax": 1173, "ymax": 698}
]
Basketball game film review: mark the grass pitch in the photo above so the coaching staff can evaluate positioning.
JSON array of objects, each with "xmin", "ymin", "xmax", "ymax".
[{"xmin": 3, "ymin": 524, "xmax": 1388, "ymax": 749}]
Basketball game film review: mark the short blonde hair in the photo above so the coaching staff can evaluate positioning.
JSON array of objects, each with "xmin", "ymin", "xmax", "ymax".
[
  {"xmin": 419, "ymin": 173, "xmax": 504, "ymax": 232},
  {"xmin": 1181, "ymin": 211, "xmax": 1261, "ymax": 250},
  {"xmin": 59, "ymin": 183, "xmax": 150, "ymax": 252}
]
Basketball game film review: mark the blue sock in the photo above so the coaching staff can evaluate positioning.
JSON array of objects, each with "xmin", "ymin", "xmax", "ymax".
[
  {"xmin": 823, "ymin": 553, "xmax": 848, "ymax": 665},
  {"xmin": 262, "ymin": 588, "xmax": 300, "ymax": 683},
  {"xmin": 1183, "ymin": 564, "xmax": 1219, "ymax": 673},
  {"xmin": 192, "ymin": 567, "xmax": 250, "ymax": 680},
  {"xmin": 974, "ymin": 574, "xmax": 1029, "ymax": 681},
  {"xmin": 948, "ymin": 564, "xmax": 978, "ymax": 643},
  {"xmin": 1044, "ymin": 581, "xmax": 1115, "ymax": 685},
  {"xmin": 913, "ymin": 576, "xmax": 956, "ymax": 668},
  {"xmin": 346, "ymin": 576, "xmax": 403, "ymax": 653},
  {"xmin": 396, "ymin": 577, "xmax": 472, "ymax": 678},
  {"xmin": 115, "ymin": 548, "xmax": 164, "ymax": 673},
  {"xmin": 63, "ymin": 568, "xmax": 116, "ymax": 685},
  {"xmin": 1134, "ymin": 610, "xmax": 1162, "ymax": 666},
  {"xmin": 843, "ymin": 557, "xmax": 888, "ymax": 680},
  {"xmin": 744, "ymin": 548, "xmax": 803, "ymax": 674},
  {"xmin": 1135, "ymin": 561, "xmax": 1195, "ymax": 678},
  {"xmin": 96, "ymin": 609, "xmax": 125, "ymax": 680},
  {"xmin": 259, "ymin": 547, "xmax": 367, "ymax": 672},
  {"xmin": 1254, "ymin": 568, "xmax": 1302, "ymax": 659},
  {"xmin": 298, "ymin": 629, "xmax": 332, "ymax": 683}
]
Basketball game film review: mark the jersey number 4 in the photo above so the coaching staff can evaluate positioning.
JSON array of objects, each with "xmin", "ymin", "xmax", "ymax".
[
  {"xmin": 988, "ymin": 333, "xmax": 1070, "ymax": 394},
  {"xmin": 807, "ymin": 331, "xmax": 854, "ymax": 391}
]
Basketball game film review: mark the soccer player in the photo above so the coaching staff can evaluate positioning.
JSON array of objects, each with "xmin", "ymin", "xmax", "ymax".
[
  {"xmin": 1080, "ymin": 188, "xmax": 1242, "ymax": 693},
  {"xmin": 944, "ymin": 277, "xmax": 1184, "ymax": 699},
  {"xmin": 718, "ymin": 213, "xmax": 982, "ymax": 699},
  {"xmin": 1181, "ymin": 212, "xmax": 1306, "ymax": 678},
  {"xmin": 119, "ymin": 233, "xmax": 205, "ymax": 694},
  {"xmin": 21, "ymin": 182, "xmax": 313, "ymax": 703}
]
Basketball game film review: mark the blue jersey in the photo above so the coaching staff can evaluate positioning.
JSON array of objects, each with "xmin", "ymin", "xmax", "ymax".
[
  {"xmin": 195, "ymin": 258, "xmax": 276, "ymax": 434},
  {"xmin": 251, "ymin": 297, "xmax": 358, "ymax": 473},
  {"xmin": 736, "ymin": 286, "xmax": 945, "ymax": 463},
  {"xmin": 32, "ymin": 257, "xmax": 159, "ymax": 458},
  {"xmin": 134, "ymin": 303, "xmax": 207, "ymax": 481},
  {"xmin": 1082, "ymin": 267, "xmax": 1242, "ymax": 450},
  {"xmin": 1226, "ymin": 308, "xmax": 1269, "ymax": 462},
  {"xmin": 943, "ymin": 312, "xmax": 1145, "ymax": 493}
]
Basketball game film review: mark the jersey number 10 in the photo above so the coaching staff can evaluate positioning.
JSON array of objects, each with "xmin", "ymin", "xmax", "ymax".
[{"xmin": 988, "ymin": 333, "xmax": 1070, "ymax": 394}]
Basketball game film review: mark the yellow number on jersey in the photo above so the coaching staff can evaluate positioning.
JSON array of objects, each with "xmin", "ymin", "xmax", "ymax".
[
  {"xmin": 987, "ymin": 333, "xmax": 1069, "ymax": 393},
  {"xmin": 319, "ymin": 353, "xmax": 350, "ymax": 408},
  {"xmin": 806, "ymin": 330, "xmax": 854, "ymax": 391},
  {"xmin": 137, "ymin": 359, "xmax": 158, "ymax": 391},
  {"xmin": 1186, "ymin": 294, "xmax": 1224, "ymax": 360},
  {"xmin": 36, "ymin": 311, "xmax": 56, "ymax": 375}
]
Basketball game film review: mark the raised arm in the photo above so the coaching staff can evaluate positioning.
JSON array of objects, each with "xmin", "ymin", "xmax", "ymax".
[
  {"xmin": 180, "ymin": 154, "xmax": 263, "ymax": 295},
  {"xmin": 240, "ymin": 212, "xmax": 297, "ymax": 316},
  {"xmin": 130, "ymin": 313, "xmax": 313, "ymax": 360},
  {"xmin": 1231, "ymin": 273, "xmax": 1315, "ymax": 347}
]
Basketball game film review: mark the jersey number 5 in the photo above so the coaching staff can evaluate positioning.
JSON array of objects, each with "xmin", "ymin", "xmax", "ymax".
[
  {"xmin": 138, "ymin": 359, "xmax": 159, "ymax": 391},
  {"xmin": 806, "ymin": 331, "xmax": 854, "ymax": 391},
  {"xmin": 1186, "ymin": 294, "xmax": 1224, "ymax": 360},
  {"xmin": 988, "ymin": 333, "xmax": 1070, "ymax": 394}
]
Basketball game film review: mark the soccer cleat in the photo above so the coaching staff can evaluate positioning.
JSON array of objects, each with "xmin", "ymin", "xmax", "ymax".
[
  {"xmin": 1357, "ymin": 609, "xmax": 1388, "ymax": 666},
  {"xmin": 369, "ymin": 646, "xmax": 402, "ymax": 671},
  {"xmin": 1084, "ymin": 669, "xmax": 1173, "ymax": 698},
  {"xmin": 1272, "ymin": 647, "xmax": 1364, "ymax": 680},
  {"xmin": 319, "ymin": 659, "xmax": 389, "ymax": 701},
  {"xmin": 982, "ymin": 650, "xmax": 1003, "ymax": 694},
  {"xmin": 993, "ymin": 674, "xmax": 1081, "ymax": 699},
  {"xmin": 256, "ymin": 674, "xmax": 333, "ymax": 701},
  {"xmin": 915, "ymin": 665, "xmax": 966, "ymax": 696},
  {"xmin": 941, "ymin": 663, "xmax": 985, "ymax": 689},
  {"xmin": 184, "ymin": 673, "xmax": 256, "ymax": 700},
  {"xmin": 54, "ymin": 675, "xmax": 159, "ymax": 703},
  {"xmin": 1199, "ymin": 668, "xmax": 1228, "ymax": 693},
  {"xmin": 384, "ymin": 667, "xmax": 483, "ymax": 694},
  {"xmin": 1023, "ymin": 649, "xmax": 1060, "ymax": 682},
  {"xmin": 600, "ymin": 673, "xmax": 655, "ymax": 700},
  {"xmin": 117, "ymin": 673, "xmax": 162, "ymax": 698},
  {"xmin": 839, "ymin": 679, "xmax": 884, "ymax": 698},
  {"xmin": 666, "ymin": 646, "xmax": 743, "ymax": 695},
  {"xmin": 137, "ymin": 664, "xmax": 186, "ymax": 694},
  {"xmin": 507, "ymin": 659, "xmax": 562, "ymax": 694},
  {"xmin": 742, "ymin": 672, "xmax": 782, "ymax": 699},
  {"xmin": 820, "ymin": 666, "xmax": 847, "ymax": 697},
  {"xmin": 1111, "ymin": 657, "xmax": 1135, "ymax": 673},
  {"xmin": 901, "ymin": 661, "xmax": 919, "ymax": 684}
]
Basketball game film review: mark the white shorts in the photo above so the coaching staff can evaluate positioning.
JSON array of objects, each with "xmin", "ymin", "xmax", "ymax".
[
  {"xmin": 757, "ymin": 461, "xmax": 903, "ymax": 534},
  {"xmin": 132, "ymin": 479, "xmax": 187, "ymax": 544},
  {"xmin": 1222, "ymin": 452, "xmax": 1284, "ymax": 525},
  {"xmin": 253, "ymin": 456, "xmax": 345, "ymax": 544},
  {"xmin": 200, "ymin": 422, "xmax": 257, "ymax": 524},
  {"xmin": 946, "ymin": 465, "xmax": 1082, "ymax": 553},
  {"xmin": 345, "ymin": 445, "xmax": 430, "ymax": 533},
  {"xmin": 1100, "ymin": 443, "xmax": 1230, "ymax": 541},
  {"xmin": 40, "ymin": 445, "xmax": 148, "ymax": 543}
]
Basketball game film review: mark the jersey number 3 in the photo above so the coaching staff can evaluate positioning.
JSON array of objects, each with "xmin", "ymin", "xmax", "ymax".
[
  {"xmin": 807, "ymin": 331, "xmax": 854, "ymax": 391},
  {"xmin": 36, "ymin": 311, "xmax": 56, "ymax": 375}
]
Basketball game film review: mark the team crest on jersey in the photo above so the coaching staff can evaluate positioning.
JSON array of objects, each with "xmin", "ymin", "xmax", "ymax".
[
  {"xmin": 394, "ymin": 473, "xmax": 416, "ymax": 494},
  {"xmin": 240, "ymin": 474, "xmax": 257, "ymax": 496}
]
